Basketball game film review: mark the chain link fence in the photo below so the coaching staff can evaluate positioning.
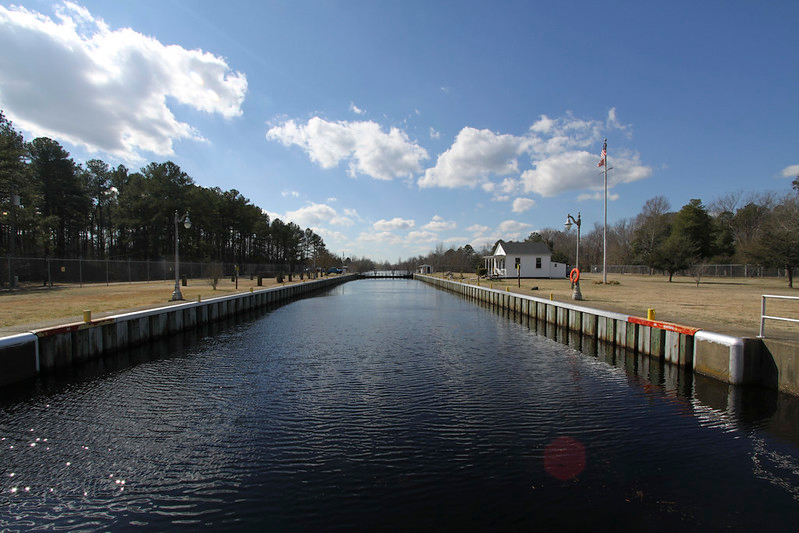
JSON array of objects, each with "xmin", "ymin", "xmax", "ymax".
[
  {"xmin": 1, "ymin": 257, "xmax": 297, "ymax": 288},
  {"xmin": 600, "ymin": 264, "xmax": 796, "ymax": 278},
  {"xmin": 427, "ymin": 263, "xmax": 797, "ymax": 279}
]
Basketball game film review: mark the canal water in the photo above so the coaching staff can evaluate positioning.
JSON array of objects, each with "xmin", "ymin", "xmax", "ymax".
[{"xmin": 2, "ymin": 279, "xmax": 799, "ymax": 531}]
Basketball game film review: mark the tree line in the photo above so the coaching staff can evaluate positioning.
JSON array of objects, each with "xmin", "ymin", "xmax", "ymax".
[
  {"xmin": 0, "ymin": 111, "xmax": 339, "ymax": 270},
  {"xmin": 401, "ymin": 187, "xmax": 799, "ymax": 288}
]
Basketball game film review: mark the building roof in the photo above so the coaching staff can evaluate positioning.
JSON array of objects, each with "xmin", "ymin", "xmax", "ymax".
[{"xmin": 493, "ymin": 240, "xmax": 551, "ymax": 256}]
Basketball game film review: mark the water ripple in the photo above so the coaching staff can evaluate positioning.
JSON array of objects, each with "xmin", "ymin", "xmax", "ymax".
[{"xmin": 1, "ymin": 280, "xmax": 798, "ymax": 530}]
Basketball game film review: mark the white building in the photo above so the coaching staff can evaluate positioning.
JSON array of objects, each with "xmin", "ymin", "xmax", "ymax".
[{"xmin": 484, "ymin": 240, "xmax": 567, "ymax": 279}]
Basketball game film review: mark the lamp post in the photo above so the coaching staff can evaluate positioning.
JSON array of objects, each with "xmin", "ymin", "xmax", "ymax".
[
  {"xmin": 564, "ymin": 212, "xmax": 582, "ymax": 301},
  {"xmin": 5, "ymin": 190, "xmax": 20, "ymax": 289},
  {"xmin": 170, "ymin": 210, "xmax": 191, "ymax": 301}
]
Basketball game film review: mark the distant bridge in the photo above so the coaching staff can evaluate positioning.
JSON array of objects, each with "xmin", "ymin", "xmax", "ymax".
[{"xmin": 359, "ymin": 271, "xmax": 413, "ymax": 279}]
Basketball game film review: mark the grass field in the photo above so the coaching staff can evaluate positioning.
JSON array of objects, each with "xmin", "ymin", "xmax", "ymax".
[{"xmin": 1, "ymin": 272, "xmax": 797, "ymax": 340}]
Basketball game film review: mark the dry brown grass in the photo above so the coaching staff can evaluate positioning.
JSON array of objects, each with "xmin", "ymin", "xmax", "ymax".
[
  {"xmin": 0, "ymin": 276, "xmax": 307, "ymax": 335},
  {"xmin": 440, "ymin": 272, "xmax": 799, "ymax": 340},
  {"xmin": 1, "ymin": 272, "xmax": 797, "ymax": 340}
]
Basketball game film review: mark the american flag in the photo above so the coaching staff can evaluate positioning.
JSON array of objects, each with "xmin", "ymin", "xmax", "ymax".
[{"xmin": 597, "ymin": 142, "xmax": 607, "ymax": 167}]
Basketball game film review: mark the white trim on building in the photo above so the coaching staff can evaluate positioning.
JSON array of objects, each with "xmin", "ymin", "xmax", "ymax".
[{"xmin": 483, "ymin": 240, "xmax": 566, "ymax": 279}]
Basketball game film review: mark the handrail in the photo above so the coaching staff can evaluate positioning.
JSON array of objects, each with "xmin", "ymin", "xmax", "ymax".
[{"xmin": 758, "ymin": 294, "xmax": 799, "ymax": 338}]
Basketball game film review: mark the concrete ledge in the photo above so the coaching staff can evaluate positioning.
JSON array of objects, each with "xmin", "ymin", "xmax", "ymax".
[
  {"xmin": 694, "ymin": 331, "xmax": 746, "ymax": 385},
  {"xmin": 0, "ymin": 275, "xmax": 356, "ymax": 387},
  {"xmin": 0, "ymin": 333, "xmax": 39, "ymax": 386},
  {"xmin": 414, "ymin": 274, "xmax": 797, "ymax": 396},
  {"xmin": 756, "ymin": 338, "xmax": 799, "ymax": 396}
]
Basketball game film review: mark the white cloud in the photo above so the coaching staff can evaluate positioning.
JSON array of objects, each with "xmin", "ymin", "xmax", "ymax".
[
  {"xmin": 267, "ymin": 117, "xmax": 429, "ymax": 181},
  {"xmin": 418, "ymin": 127, "xmax": 528, "ymax": 188},
  {"xmin": 530, "ymin": 115, "xmax": 555, "ymax": 133},
  {"xmin": 512, "ymin": 198, "xmax": 536, "ymax": 213},
  {"xmin": 282, "ymin": 190, "xmax": 300, "ymax": 198},
  {"xmin": 429, "ymin": 127, "xmax": 440, "ymax": 139},
  {"xmin": 0, "ymin": 2, "xmax": 246, "ymax": 161},
  {"xmin": 520, "ymin": 150, "xmax": 599, "ymax": 197},
  {"xmin": 577, "ymin": 191, "xmax": 620, "ymax": 202},
  {"xmin": 418, "ymin": 111, "xmax": 651, "ymax": 198},
  {"xmin": 522, "ymin": 147, "xmax": 651, "ymax": 198},
  {"xmin": 781, "ymin": 164, "xmax": 799, "ymax": 178},
  {"xmin": 498, "ymin": 178, "xmax": 519, "ymax": 194},
  {"xmin": 406, "ymin": 230, "xmax": 438, "ymax": 242},
  {"xmin": 498, "ymin": 220, "xmax": 532, "ymax": 235},
  {"xmin": 350, "ymin": 102, "xmax": 365, "ymax": 115},
  {"xmin": 467, "ymin": 224, "xmax": 490, "ymax": 234},
  {"xmin": 358, "ymin": 231, "xmax": 404, "ymax": 245},
  {"xmin": 283, "ymin": 203, "xmax": 353, "ymax": 228},
  {"xmin": 314, "ymin": 227, "xmax": 348, "ymax": 243},
  {"xmin": 373, "ymin": 217, "xmax": 415, "ymax": 231},
  {"xmin": 422, "ymin": 215, "xmax": 456, "ymax": 232},
  {"xmin": 606, "ymin": 107, "xmax": 631, "ymax": 138}
]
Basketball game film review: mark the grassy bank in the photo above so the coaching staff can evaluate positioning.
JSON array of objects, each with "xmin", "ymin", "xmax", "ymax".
[{"xmin": 1, "ymin": 272, "xmax": 797, "ymax": 340}]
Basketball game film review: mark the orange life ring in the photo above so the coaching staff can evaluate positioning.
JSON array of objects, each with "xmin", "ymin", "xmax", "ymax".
[{"xmin": 570, "ymin": 267, "xmax": 580, "ymax": 284}]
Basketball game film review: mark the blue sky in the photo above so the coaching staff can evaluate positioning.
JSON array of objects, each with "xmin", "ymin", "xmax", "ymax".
[{"xmin": 1, "ymin": 0, "xmax": 797, "ymax": 262}]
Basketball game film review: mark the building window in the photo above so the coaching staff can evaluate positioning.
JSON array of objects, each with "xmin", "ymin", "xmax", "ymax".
[{"xmin": 536, "ymin": 257, "xmax": 542, "ymax": 269}]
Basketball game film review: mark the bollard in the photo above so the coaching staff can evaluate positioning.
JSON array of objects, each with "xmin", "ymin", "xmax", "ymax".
[
  {"xmin": 550, "ymin": 294, "xmax": 553, "ymax": 301},
  {"xmin": 506, "ymin": 287, "xmax": 510, "ymax": 292},
  {"xmin": 647, "ymin": 308, "xmax": 655, "ymax": 320},
  {"xmin": 83, "ymin": 310, "xmax": 91, "ymax": 323},
  {"xmin": 198, "ymin": 295, "xmax": 202, "ymax": 302},
  {"xmin": 250, "ymin": 287, "xmax": 253, "ymax": 293}
]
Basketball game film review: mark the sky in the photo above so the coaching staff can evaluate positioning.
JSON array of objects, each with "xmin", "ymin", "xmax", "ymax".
[{"xmin": 0, "ymin": 0, "xmax": 797, "ymax": 262}]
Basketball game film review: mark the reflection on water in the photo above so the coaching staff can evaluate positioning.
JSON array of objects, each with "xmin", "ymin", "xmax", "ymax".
[{"xmin": 1, "ymin": 279, "xmax": 798, "ymax": 531}]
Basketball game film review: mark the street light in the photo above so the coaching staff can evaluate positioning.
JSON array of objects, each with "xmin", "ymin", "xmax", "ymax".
[
  {"xmin": 6, "ymin": 191, "xmax": 20, "ymax": 290},
  {"xmin": 170, "ymin": 210, "xmax": 192, "ymax": 301},
  {"xmin": 564, "ymin": 212, "xmax": 582, "ymax": 301}
]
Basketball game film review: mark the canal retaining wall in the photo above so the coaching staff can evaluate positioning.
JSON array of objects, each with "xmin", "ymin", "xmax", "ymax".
[
  {"xmin": 415, "ymin": 274, "xmax": 798, "ymax": 396},
  {"xmin": 0, "ymin": 275, "xmax": 355, "ymax": 387}
]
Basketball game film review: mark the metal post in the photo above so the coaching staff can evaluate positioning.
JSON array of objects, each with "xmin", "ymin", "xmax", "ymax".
[
  {"xmin": 603, "ymin": 139, "xmax": 608, "ymax": 284},
  {"xmin": 171, "ymin": 211, "xmax": 183, "ymax": 301},
  {"xmin": 574, "ymin": 213, "xmax": 582, "ymax": 300},
  {"xmin": 566, "ymin": 212, "xmax": 582, "ymax": 300},
  {"xmin": 7, "ymin": 189, "xmax": 19, "ymax": 289},
  {"xmin": 170, "ymin": 211, "xmax": 191, "ymax": 301},
  {"xmin": 759, "ymin": 295, "xmax": 766, "ymax": 338}
]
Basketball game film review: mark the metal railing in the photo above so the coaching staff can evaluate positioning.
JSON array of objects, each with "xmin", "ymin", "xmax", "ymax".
[{"xmin": 758, "ymin": 294, "xmax": 799, "ymax": 338}]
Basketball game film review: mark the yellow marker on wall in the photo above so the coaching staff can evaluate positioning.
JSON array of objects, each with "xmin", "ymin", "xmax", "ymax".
[
  {"xmin": 83, "ymin": 310, "xmax": 91, "ymax": 323},
  {"xmin": 647, "ymin": 308, "xmax": 655, "ymax": 320}
]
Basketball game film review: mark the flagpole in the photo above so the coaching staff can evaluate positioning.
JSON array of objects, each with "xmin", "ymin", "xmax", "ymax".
[{"xmin": 602, "ymin": 139, "xmax": 608, "ymax": 284}]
